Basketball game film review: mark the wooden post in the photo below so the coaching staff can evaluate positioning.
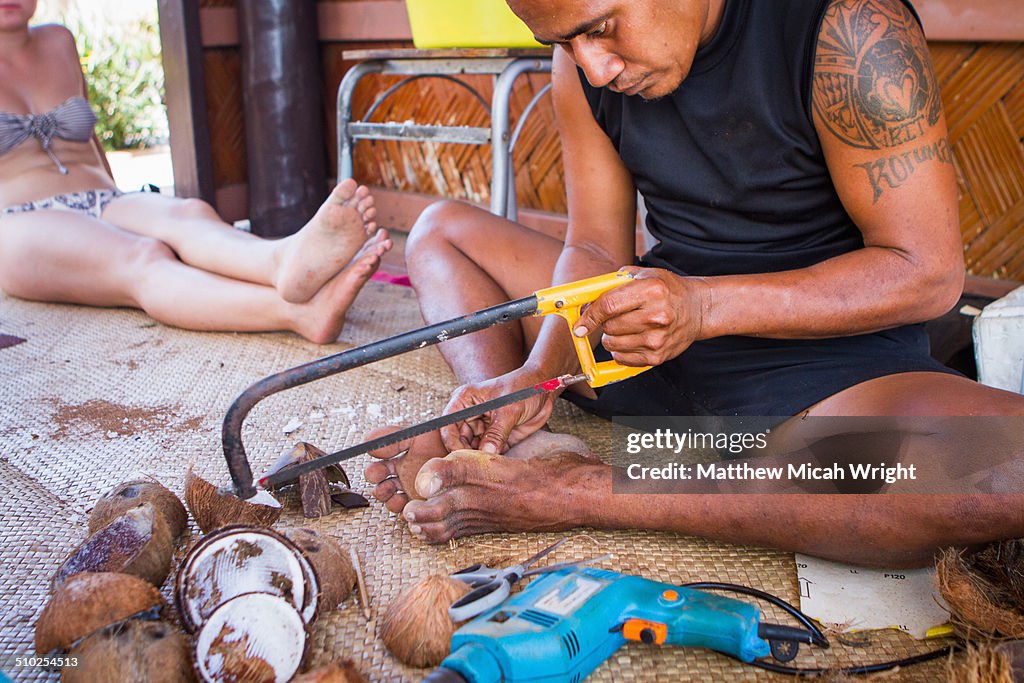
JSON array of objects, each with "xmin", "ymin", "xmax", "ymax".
[
  {"xmin": 156, "ymin": 0, "xmax": 215, "ymax": 203},
  {"xmin": 237, "ymin": 0, "xmax": 327, "ymax": 237}
]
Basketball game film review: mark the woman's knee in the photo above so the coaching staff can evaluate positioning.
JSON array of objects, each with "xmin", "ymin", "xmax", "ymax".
[
  {"xmin": 162, "ymin": 196, "xmax": 220, "ymax": 223},
  {"xmin": 125, "ymin": 235, "xmax": 178, "ymax": 275}
]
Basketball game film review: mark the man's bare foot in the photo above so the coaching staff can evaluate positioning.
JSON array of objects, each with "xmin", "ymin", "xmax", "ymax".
[
  {"xmin": 504, "ymin": 430, "xmax": 593, "ymax": 460},
  {"xmin": 364, "ymin": 426, "xmax": 596, "ymax": 517},
  {"xmin": 275, "ymin": 179, "xmax": 380, "ymax": 304},
  {"xmin": 404, "ymin": 447, "xmax": 603, "ymax": 543},
  {"xmin": 291, "ymin": 230, "xmax": 391, "ymax": 343}
]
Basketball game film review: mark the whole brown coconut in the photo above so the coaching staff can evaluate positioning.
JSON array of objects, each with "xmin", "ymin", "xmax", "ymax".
[
  {"xmin": 184, "ymin": 469, "xmax": 282, "ymax": 534},
  {"xmin": 64, "ymin": 619, "xmax": 196, "ymax": 683},
  {"xmin": 53, "ymin": 504, "xmax": 173, "ymax": 590},
  {"xmin": 284, "ymin": 528, "xmax": 356, "ymax": 611},
  {"xmin": 35, "ymin": 572, "xmax": 165, "ymax": 655},
  {"xmin": 380, "ymin": 575, "xmax": 473, "ymax": 668},
  {"xmin": 89, "ymin": 479, "xmax": 188, "ymax": 538},
  {"xmin": 292, "ymin": 660, "xmax": 369, "ymax": 683}
]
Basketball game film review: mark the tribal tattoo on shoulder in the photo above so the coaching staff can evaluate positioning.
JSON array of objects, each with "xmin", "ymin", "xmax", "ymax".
[{"xmin": 813, "ymin": 0, "xmax": 953, "ymax": 201}]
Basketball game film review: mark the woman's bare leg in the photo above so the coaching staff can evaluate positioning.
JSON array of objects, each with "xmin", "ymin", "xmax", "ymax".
[
  {"xmin": 0, "ymin": 210, "xmax": 389, "ymax": 343},
  {"xmin": 99, "ymin": 179, "xmax": 382, "ymax": 302}
]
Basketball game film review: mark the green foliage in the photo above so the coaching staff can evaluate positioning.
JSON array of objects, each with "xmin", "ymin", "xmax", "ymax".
[
  {"xmin": 75, "ymin": 16, "xmax": 169, "ymax": 150},
  {"xmin": 35, "ymin": 1, "xmax": 169, "ymax": 151}
]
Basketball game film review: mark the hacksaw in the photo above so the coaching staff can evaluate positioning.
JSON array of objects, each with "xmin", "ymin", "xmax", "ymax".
[{"xmin": 222, "ymin": 270, "xmax": 650, "ymax": 499}]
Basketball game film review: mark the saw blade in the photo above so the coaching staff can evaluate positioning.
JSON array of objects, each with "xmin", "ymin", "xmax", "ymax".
[{"xmin": 259, "ymin": 374, "xmax": 587, "ymax": 489}]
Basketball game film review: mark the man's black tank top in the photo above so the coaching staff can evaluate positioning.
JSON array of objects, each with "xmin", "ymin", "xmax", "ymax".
[
  {"xmin": 579, "ymin": 0, "xmax": 916, "ymax": 277},
  {"xmin": 566, "ymin": 0, "xmax": 958, "ymax": 417}
]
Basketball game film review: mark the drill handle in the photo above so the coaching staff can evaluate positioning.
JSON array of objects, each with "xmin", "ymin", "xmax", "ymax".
[{"xmin": 533, "ymin": 271, "xmax": 651, "ymax": 388}]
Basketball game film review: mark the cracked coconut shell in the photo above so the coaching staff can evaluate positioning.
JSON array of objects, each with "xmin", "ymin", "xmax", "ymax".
[
  {"xmin": 292, "ymin": 660, "xmax": 368, "ymax": 683},
  {"xmin": 184, "ymin": 469, "xmax": 282, "ymax": 534},
  {"xmin": 88, "ymin": 479, "xmax": 188, "ymax": 539},
  {"xmin": 283, "ymin": 528, "xmax": 356, "ymax": 612},
  {"xmin": 53, "ymin": 503, "xmax": 174, "ymax": 591},
  {"xmin": 380, "ymin": 575, "xmax": 473, "ymax": 668},
  {"xmin": 64, "ymin": 619, "xmax": 196, "ymax": 683},
  {"xmin": 35, "ymin": 572, "xmax": 165, "ymax": 655}
]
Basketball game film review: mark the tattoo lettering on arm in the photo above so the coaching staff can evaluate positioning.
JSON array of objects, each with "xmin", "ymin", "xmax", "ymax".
[
  {"xmin": 855, "ymin": 137, "xmax": 953, "ymax": 202},
  {"xmin": 813, "ymin": 0, "xmax": 953, "ymax": 202}
]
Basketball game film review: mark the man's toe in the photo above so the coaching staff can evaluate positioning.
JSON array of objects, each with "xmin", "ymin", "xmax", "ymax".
[{"xmin": 406, "ymin": 520, "xmax": 455, "ymax": 544}]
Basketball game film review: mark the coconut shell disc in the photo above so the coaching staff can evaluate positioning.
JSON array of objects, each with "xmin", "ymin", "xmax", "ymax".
[
  {"xmin": 195, "ymin": 593, "xmax": 308, "ymax": 683},
  {"xmin": 53, "ymin": 503, "xmax": 173, "ymax": 590},
  {"xmin": 35, "ymin": 572, "xmax": 166, "ymax": 655},
  {"xmin": 176, "ymin": 526, "xmax": 319, "ymax": 633}
]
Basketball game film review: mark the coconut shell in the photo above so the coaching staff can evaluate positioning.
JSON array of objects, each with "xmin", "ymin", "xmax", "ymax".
[
  {"xmin": 53, "ymin": 504, "xmax": 174, "ymax": 591},
  {"xmin": 938, "ymin": 548, "xmax": 1024, "ymax": 638},
  {"xmin": 64, "ymin": 619, "xmax": 196, "ymax": 683},
  {"xmin": 89, "ymin": 479, "xmax": 188, "ymax": 539},
  {"xmin": 35, "ymin": 572, "xmax": 165, "ymax": 655},
  {"xmin": 380, "ymin": 575, "xmax": 473, "ymax": 668},
  {"xmin": 292, "ymin": 660, "xmax": 368, "ymax": 683},
  {"xmin": 184, "ymin": 469, "xmax": 282, "ymax": 534},
  {"xmin": 283, "ymin": 528, "xmax": 356, "ymax": 611}
]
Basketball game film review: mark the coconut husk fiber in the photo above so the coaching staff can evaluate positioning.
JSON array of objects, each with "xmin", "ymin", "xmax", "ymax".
[
  {"xmin": 945, "ymin": 642, "xmax": 1016, "ymax": 683},
  {"xmin": 938, "ymin": 541, "xmax": 1024, "ymax": 639}
]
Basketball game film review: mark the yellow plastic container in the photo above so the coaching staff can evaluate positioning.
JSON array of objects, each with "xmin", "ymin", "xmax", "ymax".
[{"xmin": 405, "ymin": 0, "xmax": 543, "ymax": 49}]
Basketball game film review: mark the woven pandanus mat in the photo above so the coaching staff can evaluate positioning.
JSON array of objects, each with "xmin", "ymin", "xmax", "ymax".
[{"xmin": 0, "ymin": 282, "xmax": 954, "ymax": 682}]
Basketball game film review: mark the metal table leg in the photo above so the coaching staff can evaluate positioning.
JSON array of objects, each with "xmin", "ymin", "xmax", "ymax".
[
  {"xmin": 336, "ymin": 54, "xmax": 551, "ymax": 219},
  {"xmin": 336, "ymin": 60, "xmax": 385, "ymax": 181},
  {"xmin": 490, "ymin": 57, "xmax": 552, "ymax": 218}
]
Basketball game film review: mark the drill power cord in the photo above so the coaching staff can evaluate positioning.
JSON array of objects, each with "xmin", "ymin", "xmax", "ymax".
[{"xmin": 683, "ymin": 581, "xmax": 955, "ymax": 676}]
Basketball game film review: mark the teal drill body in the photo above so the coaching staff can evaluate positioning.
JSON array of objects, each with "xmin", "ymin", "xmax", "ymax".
[{"xmin": 438, "ymin": 567, "xmax": 772, "ymax": 683}]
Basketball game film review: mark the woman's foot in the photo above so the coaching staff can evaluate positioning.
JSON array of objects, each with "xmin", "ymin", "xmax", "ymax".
[
  {"xmin": 290, "ymin": 229, "xmax": 391, "ymax": 343},
  {"xmin": 364, "ymin": 427, "xmax": 446, "ymax": 514},
  {"xmin": 275, "ymin": 179, "xmax": 379, "ymax": 304}
]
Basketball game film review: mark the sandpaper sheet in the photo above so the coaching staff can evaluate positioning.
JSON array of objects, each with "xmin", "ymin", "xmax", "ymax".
[{"xmin": 796, "ymin": 553, "xmax": 950, "ymax": 639}]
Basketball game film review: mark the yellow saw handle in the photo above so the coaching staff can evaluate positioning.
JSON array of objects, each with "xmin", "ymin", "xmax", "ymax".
[{"xmin": 533, "ymin": 270, "xmax": 652, "ymax": 388}]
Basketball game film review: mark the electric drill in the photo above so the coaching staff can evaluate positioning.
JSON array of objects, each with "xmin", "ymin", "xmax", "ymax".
[{"xmin": 424, "ymin": 567, "xmax": 815, "ymax": 683}]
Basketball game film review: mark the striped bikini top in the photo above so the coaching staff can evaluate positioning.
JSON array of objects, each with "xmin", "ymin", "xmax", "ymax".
[{"xmin": 0, "ymin": 96, "xmax": 97, "ymax": 174}]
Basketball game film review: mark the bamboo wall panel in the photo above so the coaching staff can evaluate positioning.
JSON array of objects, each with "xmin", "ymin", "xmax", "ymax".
[{"xmin": 934, "ymin": 43, "xmax": 1024, "ymax": 280}]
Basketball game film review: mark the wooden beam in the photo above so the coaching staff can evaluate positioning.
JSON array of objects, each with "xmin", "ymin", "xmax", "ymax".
[
  {"xmin": 964, "ymin": 275, "xmax": 1022, "ymax": 300},
  {"xmin": 199, "ymin": 0, "xmax": 412, "ymax": 48},
  {"xmin": 157, "ymin": 0, "xmax": 215, "ymax": 202},
  {"xmin": 914, "ymin": 0, "xmax": 1024, "ymax": 41},
  {"xmin": 317, "ymin": 0, "xmax": 412, "ymax": 42},
  {"xmin": 199, "ymin": 0, "xmax": 1024, "ymax": 46}
]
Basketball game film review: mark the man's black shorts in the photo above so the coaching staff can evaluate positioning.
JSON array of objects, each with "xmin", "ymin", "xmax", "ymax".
[{"xmin": 562, "ymin": 323, "xmax": 960, "ymax": 418}]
